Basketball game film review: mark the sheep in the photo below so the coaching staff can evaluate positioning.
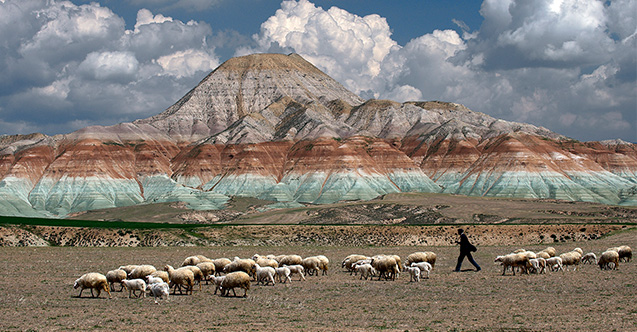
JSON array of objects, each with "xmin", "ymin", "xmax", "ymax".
[
  {"xmin": 581, "ymin": 253, "xmax": 597, "ymax": 264},
  {"xmin": 219, "ymin": 271, "xmax": 251, "ymax": 297},
  {"xmin": 105, "ymin": 269, "xmax": 127, "ymax": 292},
  {"xmin": 196, "ymin": 262, "xmax": 216, "ymax": 284},
  {"xmin": 182, "ymin": 255, "xmax": 212, "ymax": 266},
  {"xmin": 254, "ymin": 264, "xmax": 276, "ymax": 286},
  {"xmin": 117, "ymin": 265, "xmax": 139, "ymax": 276},
  {"xmin": 404, "ymin": 252, "xmax": 437, "ymax": 270},
  {"xmin": 351, "ymin": 259, "xmax": 372, "ymax": 277},
  {"xmin": 404, "ymin": 265, "xmax": 421, "ymax": 282},
  {"xmin": 535, "ymin": 251, "xmax": 551, "ymax": 259},
  {"xmin": 342, "ymin": 255, "xmax": 370, "ymax": 273},
  {"xmin": 121, "ymin": 279, "xmax": 147, "ymax": 298},
  {"xmin": 608, "ymin": 246, "xmax": 632, "ymax": 262},
  {"xmin": 279, "ymin": 255, "xmax": 303, "ymax": 267},
  {"xmin": 370, "ymin": 255, "xmax": 399, "ymax": 281},
  {"xmin": 149, "ymin": 282, "xmax": 170, "ymax": 304},
  {"xmin": 546, "ymin": 257, "xmax": 563, "ymax": 272},
  {"xmin": 354, "ymin": 263, "xmax": 375, "ymax": 280},
  {"xmin": 275, "ymin": 266, "xmax": 292, "ymax": 284},
  {"xmin": 149, "ymin": 270, "xmax": 169, "ymax": 283},
  {"xmin": 213, "ymin": 258, "xmax": 232, "ymax": 275},
  {"xmin": 389, "ymin": 254, "xmax": 403, "ymax": 273},
  {"xmin": 253, "ymin": 256, "xmax": 279, "ymax": 269},
  {"xmin": 128, "ymin": 265, "xmax": 156, "ymax": 280},
  {"xmin": 302, "ymin": 256, "xmax": 321, "ymax": 276},
  {"xmin": 559, "ymin": 250, "xmax": 582, "ymax": 271},
  {"xmin": 286, "ymin": 264, "xmax": 306, "ymax": 281},
  {"xmin": 598, "ymin": 250, "xmax": 620, "ymax": 270},
  {"xmin": 410, "ymin": 262, "xmax": 432, "ymax": 279},
  {"xmin": 209, "ymin": 275, "xmax": 226, "ymax": 295},
  {"xmin": 526, "ymin": 258, "xmax": 546, "ymax": 274},
  {"xmin": 223, "ymin": 258, "xmax": 257, "ymax": 279},
  {"xmin": 74, "ymin": 273, "xmax": 111, "ymax": 299},
  {"xmin": 539, "ymin": 247, "xmax": 557, "ymax": 257},
  {"xmin": 316, "ymin": 255, "xmax": 330, "ymax": 275},
  {"xmin": 180, "ymin": 265, "xmax": 204, "ymax": 290},
  {"xmin": 164, "ymin": 265, "xmax": 194, "ymax": 295},
  {"xmin": 494, "ymin": 254, "xmax": 530, "ymax": 275},
  {"xmin": 146, "ymin": 275, "xmax": 164, "ymax": 285}
]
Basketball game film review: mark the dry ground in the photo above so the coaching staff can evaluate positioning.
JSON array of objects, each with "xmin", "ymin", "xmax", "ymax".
[{"xmin": 0, "ymin": 227, "xmax": 635, "ymax": 331}]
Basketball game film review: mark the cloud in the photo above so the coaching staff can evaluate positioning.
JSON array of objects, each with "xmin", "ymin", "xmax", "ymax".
[
  {"xmin": 249, "ymin": 0, "xmax": 635, "ymax": 141},
  {"xmin": 0, "ymin": 0, "xmax": 221, "ymax": 135}
]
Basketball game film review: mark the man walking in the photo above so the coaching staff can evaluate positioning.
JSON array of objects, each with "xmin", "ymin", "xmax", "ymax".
[{"xmin": 455, "ymin": 228, "xmax": 481, "ymax": 272}]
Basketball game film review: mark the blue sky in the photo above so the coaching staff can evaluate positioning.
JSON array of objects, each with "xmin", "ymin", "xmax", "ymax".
[{"xmin": 0, "ymin": 0, "xmax": 635, "ymax": 142}]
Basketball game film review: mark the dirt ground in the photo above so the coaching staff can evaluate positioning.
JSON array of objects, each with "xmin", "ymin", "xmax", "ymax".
[{"xmin": 0, "ymin": 227, "xmax": 635, "ymax": 331}]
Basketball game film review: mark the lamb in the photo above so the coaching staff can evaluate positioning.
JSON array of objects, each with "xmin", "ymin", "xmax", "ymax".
[
  {"xmin": 182, "ymin": 255, "xmax": 212, "ymax": 266},
  {"xmin": 275, "ymin": 266, "xmax": 292, "ymax": 284},
  {"xmin": 598, "ymin": 250, "xmax": 620, "ymax": 270},
  {"xmin": 209, "ymin": 275, "xmax": 225, "ymax": 295},
  {"xmin": 219, "ymin": 271, "xmax": 251, "ymax": 297},
  {"xmin": 163, "ymin": 265, "xmax": 194, "ymax": 295},
  {"xmin": 128, "ymin": 265, "xmax": 156, "ymax": 280},
  {"xmin": 494, "ymin": 253, "xmax": 530, "ymax": 275},
  {"xmin": 354, "ymin": 263, "xmax": 376, "ymax": 280},
  {"xmin": 342, "ymin": 255, "xmax": 370, "ymax": 273},
  {"xmin": 404, "ymin": 265, "xmax": 421, "ymax": 282},
  {"xmin": 526, "ymin": 258, "xmax": 546, "ymax": 274},
  {"xmin": 105, "ymin": 269, "xmax": 127, "ymax": 292},
  {"xmin": 286, "ymin": 264, "xmax": 306, "ymax": 281},
  {"xmin": 546, "ymin": 257, "xmax": 563, "ymax": 272},
  {"xmin": 581, "ymin": 253, "xmax": 597, "ymax": 264},
  {"xmin": 121, "ymin": 279, "xmax": 147, "ymax": 298},
  {"xmin": 302, "ymin": 256, "xmax": 321, "ymax": 276},
  {"xmin": 254, "ymin": 264, "xmax": 276, "ymax": 286},
  {"xmin": 212, "ymin": 258, "xmax": 232, "ymax": 275},
  {"xmin": 196, "ymin": 262, "xmax": 216, "ymax": 284},
  {"xmin": 370, "ymin": 255, "xmax": 399, "ymax": 281},
  {"xmin": 404, "ymin": 252, "xmax": 437, "ymax": 270},
  {"xmin": 279, "ymin": 255, "xmax": 303, "ymax": 267},
  {"xmin": 223, "ymin": 258, "xmax": 257, "ymax": 279},
  {"xmin": 74, "ymin": 272, "xmax": 111, "ymax": 299},
  {"xmin": 608, "ymin": 246, "xmax": 632, "ymax": 262},
  {"xmin": 149, "ymin": 282, "xmax": 170, "ymax": 304},
  {"xmin": 145, "ymin": 275, "xmax": 164, "ymax": 285},
  {"xmin": 410, "ymin": 262, "xmax": 432, "ymax": 279}
]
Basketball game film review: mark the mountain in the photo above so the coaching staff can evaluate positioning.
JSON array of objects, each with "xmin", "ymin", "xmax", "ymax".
[{"xmin": 0, "ymin": 53, "xmax": 635, "ymax": 217}]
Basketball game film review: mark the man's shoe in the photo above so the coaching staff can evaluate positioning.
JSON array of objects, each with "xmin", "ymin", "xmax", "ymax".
[{"xmin": 475, "ymin": 268, "xmax": 481, "ymax": 272}]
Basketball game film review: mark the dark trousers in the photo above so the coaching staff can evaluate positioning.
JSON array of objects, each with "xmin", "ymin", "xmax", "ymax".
[{"xmin": 455, "ymin": 252, "xmax": 480, "ymax": 271}]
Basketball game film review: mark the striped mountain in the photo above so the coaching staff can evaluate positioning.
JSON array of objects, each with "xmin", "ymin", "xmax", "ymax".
[{"xmin": 0, "ymin": 53, "xmax": 635, "ymax": 217}]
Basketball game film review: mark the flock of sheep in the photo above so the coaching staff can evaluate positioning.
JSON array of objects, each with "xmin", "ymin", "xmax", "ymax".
[
  {"xmin": 73, "ymin": 245, "xmax": 631, "ymax": 302},
  {"xmin": 494, "ymin": 245, "xmax": 632, "ymax": 276}
]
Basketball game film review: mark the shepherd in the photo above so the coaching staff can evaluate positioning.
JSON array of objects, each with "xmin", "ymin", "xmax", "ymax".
[{"xmin": 454, "ymin": 228, "xmax": 481, "ymax": 272}]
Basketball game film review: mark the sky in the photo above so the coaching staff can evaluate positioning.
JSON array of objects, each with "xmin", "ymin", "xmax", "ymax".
[{"xmin": 0, "ymin": 0, "xmax": 635, "ymax": 142}]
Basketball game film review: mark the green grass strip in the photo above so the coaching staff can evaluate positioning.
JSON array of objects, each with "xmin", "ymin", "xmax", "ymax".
[{"xmin": 0, "ymin": 215, "xmax": 214, "ymax": 230}]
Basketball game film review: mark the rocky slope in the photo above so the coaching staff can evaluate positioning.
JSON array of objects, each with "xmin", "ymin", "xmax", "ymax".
[{"xmin": 0, "ymin": 53, "xmax": 635, "ymax": 217}]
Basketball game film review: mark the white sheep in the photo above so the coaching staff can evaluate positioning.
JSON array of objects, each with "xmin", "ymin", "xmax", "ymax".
[
  {"xmin": 213, "ymin": 258, "xmax": 232, "ymax": 275},
  {"xmin": 182, "ymin": 255, "xmax": 212, "ymax": 266},
  {"xmin": 209, "ymin": 275, "xmax": 226, "ymax": 295},
  {"xmin": 128, "ymin": 265, "xmax": 157, "ymax": 280},
  {"xmin": 74, "ymin": 272, "xmax": 111, "ymax": 299},
  {"xmin": 526, "ymin": 258, "xmax": 546, "ymax": 274},
  {"xmin": 404, "ymin": 252, "xmax": 437, "ymax": 270},
  {"xmin": 546, "ymin": 257, "xmax": 563, "ymax": 272},
  {"xmin": 117, "ymin": 265, "xmax": 139, "ymax": 276},
  {"xmin": 254, "ymin": 264, "xmax": 276, "ymax": 286},
  {"xmin": 410, "ymin": 262, "xmax": 432, "ymax": 279},
  {"xmin": 149, "ymin": 282, "xmax": 170, "ymax": 304},
  {"xmin": 121, "ymin": 279, "xmax": 147, "ymax": 298},
  {"xmin": 354, "ymin": 263, "xmax": 375, "ymax": 280},
  {"xmin": 274, "ymin": 266, "xmax": 292, "ymax": 284},
  {"xmin": 559, "ymin": 250, "xmax": 582, "ymax": 271},
  {"xmin": 145, "ymin": 275, "xmax": 164, "ymax": 285},
  {"xmin": 316, "ymin": 255, "xmax": 330, "ymax": 275},
  {"xmin": 286, "ymin": 264, "xmax": 306, "ymax": 281},
  {"xmin": 404, "ymin": 265, "xmax": 421, "ymax": 282},
  {"xmin": 105, "ymin": 269, "xmax": 127, "ymax": 292},
  {"xmin": 608, "ymin": 246, "xmax": 632, "ymax": 262},
  {"xmin": 149, "ymin": 270, "xmax": 170, "ymax": 283},
  {"xmin": 581, "ymin": 253, "xmax": 597, "ymax": 264},
  {"xmin": 302, "ymin": 256, "xmax": 321, "ymax": 276},
  {"xmin": 196, "ymin": 262, "xmax": 216, "ymax": 284},
  {"xmin": 279, "ymin": 255, "xmax": 303, "ymax": 267}
]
